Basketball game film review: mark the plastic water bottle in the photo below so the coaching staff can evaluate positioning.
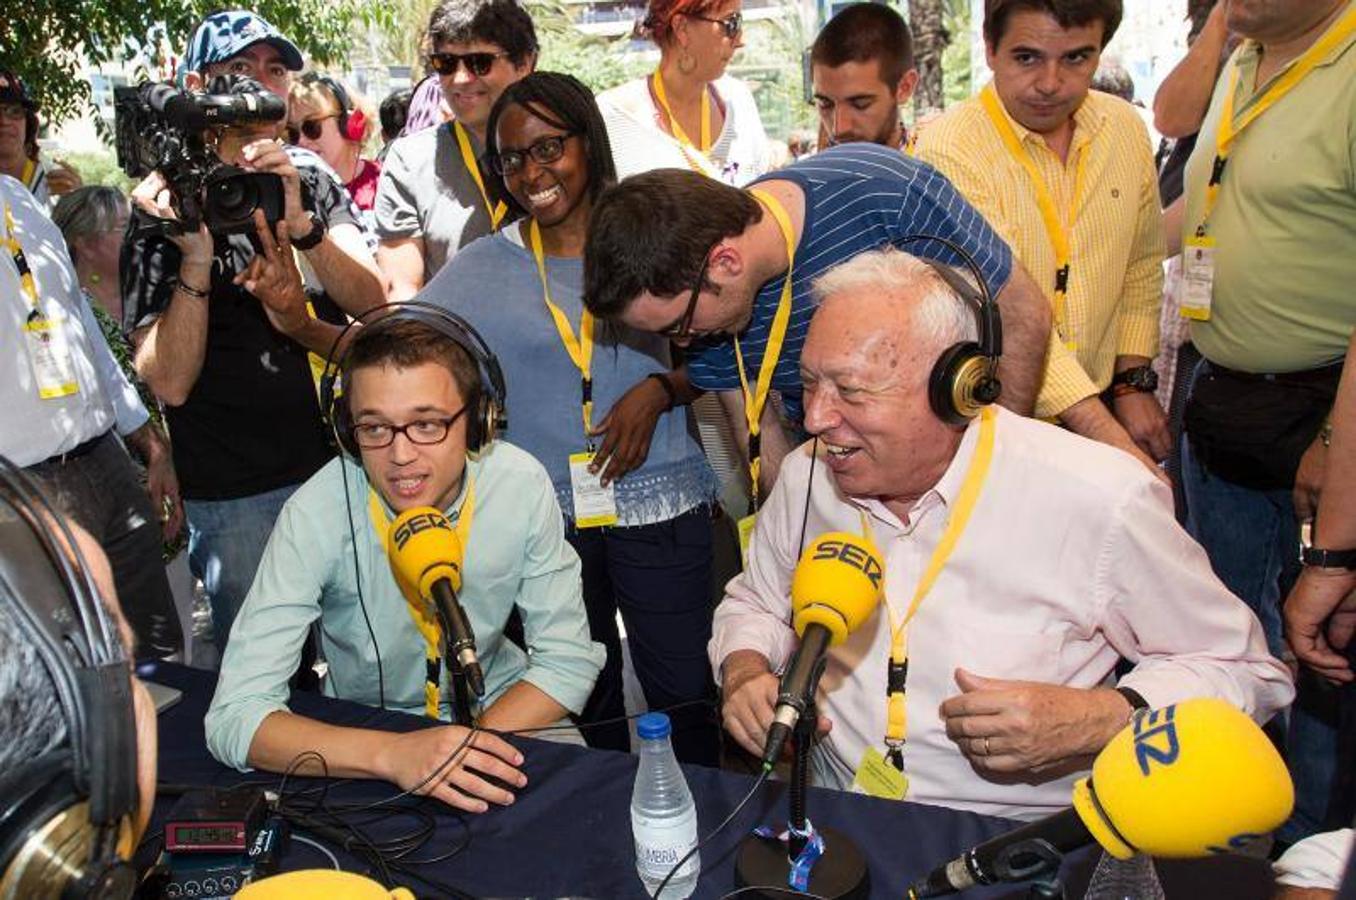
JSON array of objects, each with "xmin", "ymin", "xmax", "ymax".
[
  {"xmin": 631, "ymin": 712, "xmax": 700, "ymax": 898},
  {"xmin": 1083, "ymin": 851, "xmax": 1166, "ymax": 899}
]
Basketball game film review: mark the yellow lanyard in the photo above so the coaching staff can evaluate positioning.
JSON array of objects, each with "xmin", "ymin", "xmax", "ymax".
[
  {"xmin": 19, "ymin": 158, "xmax": 36, "ymax": 191},
  {"xmin": 902, "ymin": 126, "xmax": 917, "ymax": 158},
  {"xmin": 453, "ymin": 121, "xmax": 507, "ymax": 232},
  {"xmin": 2, "ymin": 202, "xmax": 40, "ymax": 314},
  {"xmin": 980, "ymin": 84, "xmax": 1087, "ymax": 352},
  {"xmin": 367, "ymin": 476, "xmax": 477, "ymax": 720},
  {"xmin": 529, "ymin": 219, "xmax": 595, "ymax": 439},
  {"xmin": 878, "ymin": 407, "xmax": 996, "ymax": 756},
  {"xmin": 651, "ymin": 71, "xmax": 717, "ymax": 175},
  {"xmin": 1197, "ymin": 4, "xmax": 1356, "ymax": 237},
  {"xmin": 737, "ymin": 188, "xmax": 796, "ymax": 509}
]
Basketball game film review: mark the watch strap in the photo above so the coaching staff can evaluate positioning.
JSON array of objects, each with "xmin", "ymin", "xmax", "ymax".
[
  {"xmin": 291, "ymin": 213, "xmax": 326, "ymax": 250},
  {"xmin": 1300, "ymin": 545, "xmax": 1356, "ymax": 569}
]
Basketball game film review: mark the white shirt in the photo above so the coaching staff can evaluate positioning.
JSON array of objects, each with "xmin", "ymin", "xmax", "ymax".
[
  {"xmin": 599, "ymin": 75, "xmax": 776, "ymax": 186},
  {"xmin": 0, "ymin": 175, "xmax": 148, "ymax": 466},
  {"xmin": 710, "ymin": 407, "xmax": 1293, "ymax": 821}
]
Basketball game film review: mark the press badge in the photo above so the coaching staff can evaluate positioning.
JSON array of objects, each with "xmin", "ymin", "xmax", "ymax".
[
  {"xmin": 1180, "ymin": 235, "xmax": 1216, "ymax": 321},
  {"xmin": 24, "ymin": 315, "xmax": 79, "ymax": 399},
  {"xmin": 569, "ymin": 452, "xmax": 618, "ymax": 529},
  {"xmin": 850, "ymin": 746, "xmax": 908, "ymax": 801}
]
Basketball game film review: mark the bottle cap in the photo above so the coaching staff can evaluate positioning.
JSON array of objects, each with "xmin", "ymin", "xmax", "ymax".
[{"xmin": 636, "ymin": 712, "xmax": 672, "ymax": 740}]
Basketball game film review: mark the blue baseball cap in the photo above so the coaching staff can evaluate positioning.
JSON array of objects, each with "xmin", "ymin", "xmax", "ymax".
[{"xmin": 184, "ymin": 11, "xmax": 305, "ymax": 75}]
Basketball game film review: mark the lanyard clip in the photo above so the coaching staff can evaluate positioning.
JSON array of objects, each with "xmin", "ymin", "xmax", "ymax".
[
  {"xmin": 1054, "ymin": 264, "xmax": 1070, "ymax": 295},
  {"xmin": 1209, "ymin": 155, "xmax": 1227, "ymax": 187},
  {"xmin": 885, "ymin": 742, "xmax": 905, "ymax": 773},
  {"xmin": 581, "ymin": 376, "xmax": 593, "ymax": 405},
  {"xmin": 887, "ymin": 659, "xmax": 909, "ymax": 695},
  {"xmin": 748, "ymin": 431, "xmax": 761, "ymax": 462},
  {"xmin": 426, "ymin": 656, "xmax": 442, "ymax": 686}
]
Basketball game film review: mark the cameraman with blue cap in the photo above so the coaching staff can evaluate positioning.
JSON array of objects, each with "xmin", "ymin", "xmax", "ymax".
[{"xmin": 122, "ymin": 10, "xmax": 387, "ymax": 657}]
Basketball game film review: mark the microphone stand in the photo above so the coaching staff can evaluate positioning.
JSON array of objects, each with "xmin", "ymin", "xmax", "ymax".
[
  {"xmin": 447, "ymin": 647, "xmax": 475, "ymax": 726},
  {"xmin": 735, "ymin": 667, "xmax": 869, "ymax": 899}
]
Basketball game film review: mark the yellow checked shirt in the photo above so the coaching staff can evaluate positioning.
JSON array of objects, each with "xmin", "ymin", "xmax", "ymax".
[{"xmin": 917, "ymin": 89, "xmax": 1164, "ymax": 420}]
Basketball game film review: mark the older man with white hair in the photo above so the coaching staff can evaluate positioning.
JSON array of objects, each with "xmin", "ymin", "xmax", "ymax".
[{"xmin": 711, "ymin": 246, "xmax": 1293, "ymax": 821}]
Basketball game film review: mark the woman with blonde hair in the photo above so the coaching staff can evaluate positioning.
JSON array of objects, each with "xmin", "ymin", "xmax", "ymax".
[
  {"xmin": 597, "ymin": 0, "xmax": 773, "ymax": 185},
  {"xmin": 288, "ymin": 74, "xmax": 382, "ymax": 219}
]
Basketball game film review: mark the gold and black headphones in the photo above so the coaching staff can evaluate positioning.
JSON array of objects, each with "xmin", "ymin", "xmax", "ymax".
[
  {"xmin": 318, "ymin": 303, "xmax": 508, "ymax": 456},
  {"xmin": 898, "ymin": 234, "xmax": 1004, "ymax": 426},
  {"xmin": 0, "ymin": 456, "xmax": 140, "ymax": 899}
]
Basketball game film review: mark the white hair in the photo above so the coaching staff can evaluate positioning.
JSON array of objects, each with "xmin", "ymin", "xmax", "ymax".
[{"xmin": 811, "ymin": 247, "xmax": 979, "ymax": 354}]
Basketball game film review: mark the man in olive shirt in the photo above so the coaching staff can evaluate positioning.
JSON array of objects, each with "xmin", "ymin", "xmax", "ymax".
[{"xmin": 1178, "ymin": 0, "xmax": 1356, "ymax": 845}]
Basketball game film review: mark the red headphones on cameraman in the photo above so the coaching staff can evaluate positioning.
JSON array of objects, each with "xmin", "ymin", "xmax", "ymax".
[{"xmin": 306, "ymin": 73, "xmax": 367, "ymax": 143}]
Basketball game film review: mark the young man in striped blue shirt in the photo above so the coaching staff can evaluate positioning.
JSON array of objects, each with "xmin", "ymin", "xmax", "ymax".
[{"xmin": 582, "ymin": 143, "xmax": 1051, "ymax": 496}]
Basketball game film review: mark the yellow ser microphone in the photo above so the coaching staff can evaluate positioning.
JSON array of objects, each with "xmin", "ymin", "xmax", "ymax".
[
  {"xmin": 909, "ymin": 697, "xmax": 1295, "ymax": 896},
  {"xmin": 386, "ymin": 506, "xmax": 483, "ymax": 698},
  {"xmin": 760, "ymin": 531, "xmax": 885, "ymax": 770}
]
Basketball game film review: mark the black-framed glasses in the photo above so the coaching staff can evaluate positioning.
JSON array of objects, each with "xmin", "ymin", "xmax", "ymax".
[
  {"xmin": 490, "ymin": 133, "xmax": 578, "ymax": 176},
  {"xmin": 286, "ymin": 116, "xmax": 335, "ymax": 143},
  {"xmin": 350, "ymin": 408, "xmax": 468, "ymax": 449},
  {"xmin": 690, "ymin": 11, "xmax": 743, "ymax": 38},
  {"xmin": 427, "ymin": 50, "xmax": 511, "ymax": 78},
  {"xmin": 658, "ymin": 257, "xmax": 709, "ymax": 340}
]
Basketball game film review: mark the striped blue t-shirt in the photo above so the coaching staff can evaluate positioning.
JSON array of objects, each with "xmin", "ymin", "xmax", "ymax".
[{"xmin": 685, "ymin": 143, "xmax": 1014, "ymax": 423}]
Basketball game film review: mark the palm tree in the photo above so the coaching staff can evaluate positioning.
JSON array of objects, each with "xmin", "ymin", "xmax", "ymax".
[{"xmin": 908, "ymin": 0, "xmax": 970, "ymax": 112}]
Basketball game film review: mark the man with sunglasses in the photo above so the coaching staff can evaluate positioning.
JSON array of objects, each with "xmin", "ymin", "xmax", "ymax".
[
  {"xmin": 121, "ymin": 11, "xmax": 386, "ymax": 656},
  {"xmin": 207, "ymin": 314, "xmax": 604, "ymax": 811},
  {"xmin": 374, "ymin": 0, "xmax": 538, "ymax": 301},
  {"xmin": 583, "ymin": 142, "xmax": 1054, "ymax": 500}
]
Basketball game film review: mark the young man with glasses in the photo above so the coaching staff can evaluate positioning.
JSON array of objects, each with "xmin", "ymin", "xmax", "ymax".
[
  {"xmin": 374, "ymin": 0, "xmax": 538, "ymax": 301},
  {"xmin": 207, "ymin": 313, "xmax": 604, "ymax": 810},
  {"xmin": 122, "ymin": 11, "xmax": 386, "ymax": 657},
  {"xmin": 583, "ymin": 143, "xmax": 1054, "ymax": 499}
]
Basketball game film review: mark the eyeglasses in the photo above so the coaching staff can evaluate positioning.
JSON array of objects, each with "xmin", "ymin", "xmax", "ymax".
[
  {"xmin": 286, "ymin": 116, "xmax": 335, "ymax": 143},
  {"xmin": 490, "ymin": 133, "xmax": 578, "ymax": 176},
  {"xmin": 658, "ymin": 257, "xmax": 710, "ymax": 340},
  {"xmin": 690, "ymin": 11, "xmax": 743, "ymax": 38},
  {"xmin": 0, "ymin": 104, "xmax": 26, "ymax": 122},
  {"xmin": 427, "ymin": 50, "xmax": 511, "ymax": 78},
  {"xmin": 350, "ymin": 408, "xmax": 468, "ymax": 449}
]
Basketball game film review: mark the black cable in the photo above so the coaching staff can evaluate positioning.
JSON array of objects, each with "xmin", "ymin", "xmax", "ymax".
[
  {"xmin": 795, "ymin": 435, "xmax": 818, "ymax": 559},
  {"xmin": 340, "ymin": 454, "xmax": 386, "ymax": 709},
  {"xmin": 650, "ymin": 768, "xmax": 772, "ymax": 899},
  {"xmin": 497, "ymin": 697, "xmax": 716, "ymax": 737}
]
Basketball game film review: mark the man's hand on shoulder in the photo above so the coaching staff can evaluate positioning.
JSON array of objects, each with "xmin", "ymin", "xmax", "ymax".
[
  {"xmin": 939, "ymin": 668, "xmax": 1132, "ymax": 774},
  {"xmin": 374, "ymin": 725, "xmax": 527, "ymax": 814}
]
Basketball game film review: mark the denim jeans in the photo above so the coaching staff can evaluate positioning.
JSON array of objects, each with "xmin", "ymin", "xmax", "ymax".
[
  {"xmin": 568, "ymin": 505, "xmax": 719, "ymax": 767},
  {"xmin": 185, "ymin": 482, "xmax": 298, "ymax": 654},
  {"xmin": 28, "ymin": 431, "xmax": 183, "ymax": 659},
  {"xmin": 1181, "ymin": 361, "xmax": 1339, "ymax": 842}
]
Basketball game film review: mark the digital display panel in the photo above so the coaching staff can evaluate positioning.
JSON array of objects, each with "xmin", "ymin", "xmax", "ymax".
[{"xmin": 170, "ymin": 825, "xmax": 241, "ymax": 845}]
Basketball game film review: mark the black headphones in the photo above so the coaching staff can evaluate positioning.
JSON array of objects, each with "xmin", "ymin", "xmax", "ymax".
[
  {"xmin": 319, "ymin": 302, "xmax": 508, "ymax": 456},
  {"xmin": 896, "ymin": 235, "xmax": 1004, "ymax": 426},
  {"xmin": 0, "ymin": 457, "xmax": 140, "ymax": 899},
  {"xmin": 304, "ymin": 72, "xmax": 367, "ymax": 143}
]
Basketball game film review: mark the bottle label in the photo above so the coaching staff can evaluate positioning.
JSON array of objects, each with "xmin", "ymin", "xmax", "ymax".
[{"xmin": 633, "ymin": 805, "xmax": 699, "ymax": 883}]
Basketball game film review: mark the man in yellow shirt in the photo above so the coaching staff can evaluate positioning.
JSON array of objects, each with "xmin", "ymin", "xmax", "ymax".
[{"xmin": 916, "ymin": 0, "xmax": 1168, "ymax": 477}]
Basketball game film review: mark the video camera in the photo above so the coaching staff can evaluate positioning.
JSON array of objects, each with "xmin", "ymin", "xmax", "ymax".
[{"xmin": 114, "ymin": 76, "xmax": 286, "ymax": 238}]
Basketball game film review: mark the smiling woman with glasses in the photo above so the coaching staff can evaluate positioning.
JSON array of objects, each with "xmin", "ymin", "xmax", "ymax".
[
  {"xmin": 595, "ymin": 0, "xmax": 773, "ymax": 188},
  {"xmin": 419, "ymin": 72, "xmax": 723, "ymax": 768}
]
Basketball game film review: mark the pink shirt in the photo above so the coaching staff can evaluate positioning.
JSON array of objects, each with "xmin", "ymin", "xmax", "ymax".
[{"xmin": 710, "ymin": 407, "xmax": 1293, "ymax": 821}]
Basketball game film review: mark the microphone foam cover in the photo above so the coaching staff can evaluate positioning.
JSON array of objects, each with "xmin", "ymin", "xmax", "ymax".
[
  {"xmin": 1072, "ymin": 697, "xmax": 1293, "ymax": 860},
  {"xmin": 791, "ymin": 531, "xmax": 884, "ymax": 644},
  {"xmin": 387, "ymin": 506, "xmax": 463, "ymax": 598}
]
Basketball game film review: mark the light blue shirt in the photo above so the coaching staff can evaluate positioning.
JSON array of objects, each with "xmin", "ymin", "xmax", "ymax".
[{"xmin": 205, "ymin": 441, "xmax": 605, "ymax": 771}]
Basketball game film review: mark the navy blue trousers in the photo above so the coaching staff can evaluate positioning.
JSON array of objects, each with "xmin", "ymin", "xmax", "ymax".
[{"xmin": 568, "ymin": 505, "xmax": 720, "ymax": 766}]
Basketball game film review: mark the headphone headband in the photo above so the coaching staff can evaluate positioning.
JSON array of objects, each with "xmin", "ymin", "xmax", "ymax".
[{"xmin": 304, "ymin": 72, "xmax": 365, "ymax": 143}]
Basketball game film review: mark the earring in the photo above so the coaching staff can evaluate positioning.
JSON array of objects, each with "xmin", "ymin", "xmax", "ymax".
[{"xmin": 678, "ymin": 50, "xmax": 696, "ymax": 75}]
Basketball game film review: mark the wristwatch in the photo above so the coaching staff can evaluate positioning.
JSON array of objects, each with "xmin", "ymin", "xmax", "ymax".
[
  {"xmin": 1111, "ymin": 365, "xmax": 1159, "ymax": 395},
  {"xmin": 1299, "ymin": 519, "xmax": 1356, "ymax": 569},
  {"xmin": 291, "ymin": 212, "xmax": 327, "ymax": 250}
]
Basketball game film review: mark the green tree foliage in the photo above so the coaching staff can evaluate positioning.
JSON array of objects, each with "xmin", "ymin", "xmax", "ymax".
[{"xmin": 2, "ymin": 0, "xmax": 392, "ymax": 125}]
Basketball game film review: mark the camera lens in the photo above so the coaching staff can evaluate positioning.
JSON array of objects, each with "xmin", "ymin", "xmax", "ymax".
[{"xmin": 207, "ymin": 173, "xmax": 257, "ymax": 223}]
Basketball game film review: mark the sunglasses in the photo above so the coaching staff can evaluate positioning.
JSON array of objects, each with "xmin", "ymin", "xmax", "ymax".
[
  {"xmin": 427, "ymin": 50, "xmax": 511, "ymax": 78},
  {"xmin": 690, "ymin": 11, "xmax": 743, "ymax": 38},
  {"xmin": 285, "ymin": 116, "xmax": 335, "ymax": 143},
  {"xmin": 490, "ymin": 133, "xmax": 577, "ymax": 176}
]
